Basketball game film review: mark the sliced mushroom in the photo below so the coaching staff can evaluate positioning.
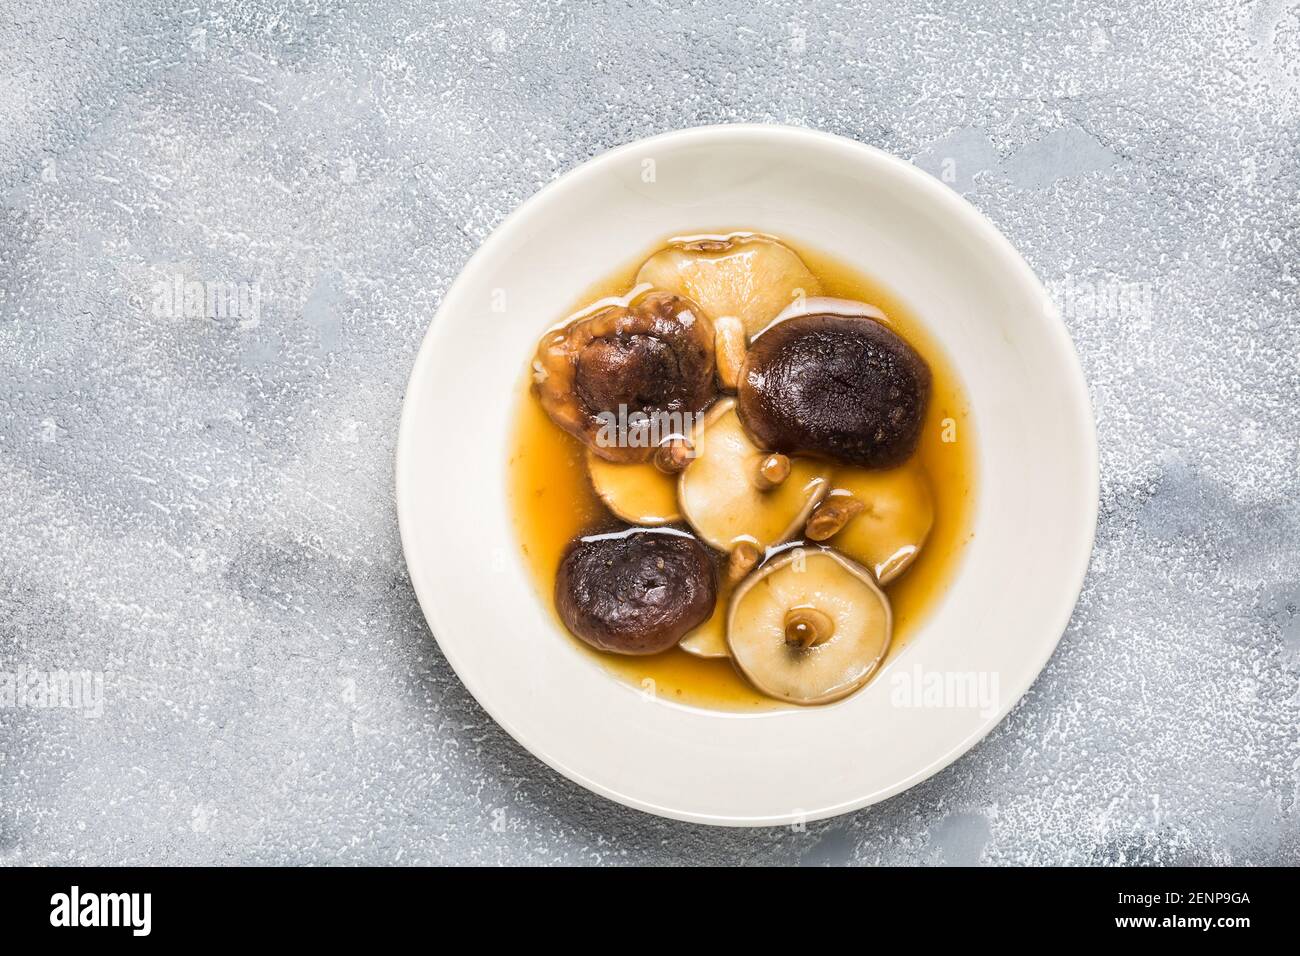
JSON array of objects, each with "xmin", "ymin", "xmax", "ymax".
[
  {"xmin": 713, "ymin": 315, "xmax": 747, "ymax": 391},
  {"xmin": 805, "ymin": 495, "xmax": 866, "ymax": 541},
  {"xmin": 822, "ymin": 462, "xmax": 935, "ymax": 584},
  {"xmin": 738, "ymin": 309, "xmax": 931, "ymax": 469},
  {"xmin": 679, "ymin": 539, "xmax": 759, "ymax": 659},
  {"xmin": 679, "ymin": 576, "xmax": 734, "ymax": 658},
  {"xmin": 635, "ymin": 233, "xmax": 821, "ymax": 338},
  {"xmin": 556, "ymin": 527, "xmax": 715, "ymax": 656},
  {"xmin": 727, "ymin": 548, "xmax": 892, "ymax": 704},
  {"xmin": 586, "ymin": 448, "xmax": 682, "ymax": 526},
  {"xmin": 653, "ymin": 439, "xmax": 693, "ymax": 474},
  {"xmin": 533, "ymin": 290, "xmax": 715, "ymax": 463},
  {"xmin": 678, "ymin": 398, "xmax": 829, "ymax": 553},
  {"xmin": 755, "ymin": 453, "xmax": 791, "ymax": 490}
]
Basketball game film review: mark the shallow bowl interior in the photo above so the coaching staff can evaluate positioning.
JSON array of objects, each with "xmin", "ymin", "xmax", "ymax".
[{"xmin": 396, "ymin": 125, "xmax": 1097, "ymax": 826}]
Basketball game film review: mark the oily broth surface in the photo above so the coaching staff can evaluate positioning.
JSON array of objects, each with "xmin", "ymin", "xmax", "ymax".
[{"xmin": 507, "ymin": 238, "xmax": 977, "ymax": 711}]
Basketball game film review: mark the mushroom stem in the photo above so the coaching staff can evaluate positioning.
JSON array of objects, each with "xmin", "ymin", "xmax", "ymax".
[
  {"xmin": 653, "ymin": 439, "xmax": 693, "ymax": 474},
  {"xmin": 784, "ymin": 606, "xmax": 835, "ymax": 648},
  {"xmin": 754, "ymin": 453, "xmax": 791, "ymax": 490},
  {"xmin": 726, "ymin": 540, "xmax": 762, "ymax": 584},
  {"xmin": 805, "ymin": 495, "xmax": 866, "ymax": 541},
  {"xmin": 714, "ymin": 316, "xmax": 747, "ymax": 391}
]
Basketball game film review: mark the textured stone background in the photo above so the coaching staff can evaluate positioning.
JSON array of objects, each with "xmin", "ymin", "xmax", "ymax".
[{"xmin": 2, "ymin": 1, "xmax": 1298, "ymax": 866}]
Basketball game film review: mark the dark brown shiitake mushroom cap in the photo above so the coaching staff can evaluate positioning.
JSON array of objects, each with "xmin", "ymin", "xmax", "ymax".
[
  {"xmin": 533, "ymin": 291, "xmax": 715, "ymax": 463},
  {"xmin": 738, "ymin": 313, "xmax": 931, "ymax": 469},
  {"xmin": 555, "ymin": 528, "xmax": 716, "ymax": 655}
]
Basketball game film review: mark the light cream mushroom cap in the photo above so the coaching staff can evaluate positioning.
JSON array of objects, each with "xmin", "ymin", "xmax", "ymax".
[
  {"xmin": 678, "ymin": 398, "xmax": 828, "ymax": 553},
  {"xmin": 822, "ymin": 461, "xmax": 934, "ymax": 584},
  {"xmin": 727, "ymin": 548, "xmax": 892, "ymax": 704},
  {"xmin": 635, "ymin": 233, "xmax": 821, "ymax": 338},
  {"xmin": 585, "ymin": 449, "xmax": 682, "ymax": 526}
]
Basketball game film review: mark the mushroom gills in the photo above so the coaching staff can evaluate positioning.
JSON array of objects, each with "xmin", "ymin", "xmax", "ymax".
[
  {"xmin": 727, "ymin": 548, "xmax": 892, "ymax": 704},
  {"xmin": 678, "ymin": 398, "xmax": 829, "ymax": 553},
  {"xmin": 821, "ymin": 461, "xmax": 934, "ymax": 584},
  {"xmin": 636, "ymin": 234, "xmax": 821, "ymax": 338},
  {"xmin": 586, "ymin": 449, "xmax": 681, "ymax": 526}
]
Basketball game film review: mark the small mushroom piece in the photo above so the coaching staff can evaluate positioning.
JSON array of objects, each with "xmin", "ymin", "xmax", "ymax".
[
  {"xmin": 533, "ymin": 290, "xmax": 715, "ymax": 463},
  {"xmin": 635, "ymin": 234, "xmax": 821, "ymax": 338},
  {"xmin": 804, "ymin": 494, "xmax": 866, "ymax": 541},
  {"xmin": 586, "ymin": 448, "xmax": 682, "ymax": 526},
  {"xmin": 678, "ymin": 398, "xmax": 830, "ymax": 553},
  {"xmin": 783, "ymin": 606, "xmax": 835, "ymax": 648},
  {"xmin": 822, "ymin": 461, "xmax": 935, "ymax": 585},
  {"xmin": 653, "ymin": 438, "xmax": 693, "ymax": 475},
  {"xmin": 556, "ymin": 528, "xmax": 715, "ymax": 656},
  {"xmin": 755, "ymin": 453, "xmax": 791, "ymax": 491},
  {"xmin": 738, "ymin": 310, "xmax": 931, "ymax": 469},
  {"xmin": 726, "ymin": 539, "xmax": 762, "ymax": 584},
  {"xmin": 714, "ymin": 315, "xmax": 747, "ymax": 391},
  {"xmin": 727, "ymin": 548, "xmax": 892, "ymax": 704}
]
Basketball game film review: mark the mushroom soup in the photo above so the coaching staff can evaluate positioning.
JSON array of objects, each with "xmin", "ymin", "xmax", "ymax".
[{"xmin": 509, "ymin": 234, "xmax": 977, "ymax": 710}]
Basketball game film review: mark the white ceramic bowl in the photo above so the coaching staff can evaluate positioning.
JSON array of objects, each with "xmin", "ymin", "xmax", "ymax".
[{"xmin": 396, "ymin": 125, "xmax": 1097, "ymax": 826}]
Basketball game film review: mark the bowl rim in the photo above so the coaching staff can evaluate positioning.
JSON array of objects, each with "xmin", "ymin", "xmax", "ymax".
[{"xmin": 395, "ymin": 123, "xmax": 1099, "ymax": 826}]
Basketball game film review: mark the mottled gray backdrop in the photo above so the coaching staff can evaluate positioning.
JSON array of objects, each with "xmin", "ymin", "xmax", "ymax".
[{"xmin": 2, "ymin": 1, "xmax": 1298, "ymax": 866}]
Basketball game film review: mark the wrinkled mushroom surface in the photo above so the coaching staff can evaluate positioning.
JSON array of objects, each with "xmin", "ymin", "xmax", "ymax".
[
  {"xmin": 556, "ymin": 527, "xmax": 716, "ymax": 655},
  {"xmin": 534, "ymin": 291, "xmax": 715, "ymax": 463},
  {"xmin": 739, "ymin": 312, "xmax": 931, "ymax": 468}
]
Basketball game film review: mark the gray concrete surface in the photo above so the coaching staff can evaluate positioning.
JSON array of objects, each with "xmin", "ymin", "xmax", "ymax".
[{"xmin": 1, "ymin": 1, "xmax": 1298, "ymax": 865}]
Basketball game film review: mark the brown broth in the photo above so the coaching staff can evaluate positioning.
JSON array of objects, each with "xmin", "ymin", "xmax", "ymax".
[{"xmin": 507, "ymin": 238, "xmax": 977, "ymax": 711}]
